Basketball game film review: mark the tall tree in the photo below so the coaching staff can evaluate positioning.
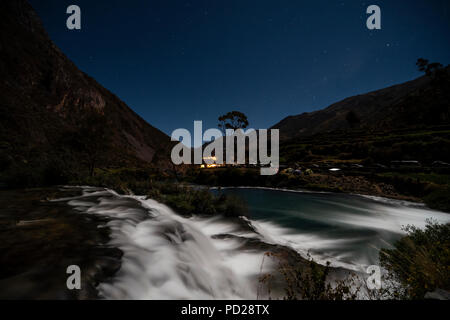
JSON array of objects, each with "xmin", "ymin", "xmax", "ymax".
[{"xmin": 218, "ymin": 111, "xmax": 249, "ymax": 134}]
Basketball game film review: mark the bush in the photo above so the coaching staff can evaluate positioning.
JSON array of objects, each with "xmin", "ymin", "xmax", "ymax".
[
  {"xmin": 259, "ymin": 252, "xmax": 359, "ymax": 300},
  {"xmin": 158, "ymin": 185, "xmax": 248, "ymax": 217},
  {"xmin": 379, "ymin": 221, "xmax": 450, "ymax": 299},
  {"xmin": 215, "ymin": 193, "xmax": 248, "ymax": 217},
  {"xmin": 71, "ymin": 167, "xmax": 249, "ymax": 217},
  {"xmin": 424, "ymin": 186, "xmax": 450, "ymax": 212}
]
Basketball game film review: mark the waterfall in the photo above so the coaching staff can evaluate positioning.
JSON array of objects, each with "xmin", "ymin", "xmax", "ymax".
[
  {"xmin": 62, "ymin": 187, "xmax": 273, "ymax": 299},
  {"xmin": 54, "ymin": 186, "xmax": 450, "ymax": 300}
]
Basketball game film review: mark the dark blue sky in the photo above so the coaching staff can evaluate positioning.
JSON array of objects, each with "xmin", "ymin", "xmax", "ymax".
[{"xmin": 30, "ymin": 0, "xmax": 450, "ymax": 137}]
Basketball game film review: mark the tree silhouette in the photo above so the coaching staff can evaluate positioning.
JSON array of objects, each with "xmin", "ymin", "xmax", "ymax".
[
  {"xmin": 218, "ymin": 110, "xmax": 249, "ymax": 134},
  {"xmin": 416, "ymin": 58, "xmax": 444, "ymax": 77},
  {"xmin": 416, "ymin": 58, "xmax": 448, "ymax": 90}
]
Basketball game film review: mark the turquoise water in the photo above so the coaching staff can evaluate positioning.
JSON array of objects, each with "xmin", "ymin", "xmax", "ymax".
[
  {"xmin": 216, "ymin": 188, "xmax": 450, "ymax": 270},
  {"xmin": 54, "ymin": 187, "xmax": 450, "ymax": 298}
]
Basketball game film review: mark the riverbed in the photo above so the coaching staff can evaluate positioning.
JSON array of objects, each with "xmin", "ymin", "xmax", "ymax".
[{"xmin": 1, "ymin": 186, "xmax": 449, "ymax": 299}]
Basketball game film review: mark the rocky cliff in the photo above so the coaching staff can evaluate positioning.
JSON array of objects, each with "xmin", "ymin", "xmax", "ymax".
[{"xmin": 0, "ymin": 0, "xmax": 171, "ymax": 185}]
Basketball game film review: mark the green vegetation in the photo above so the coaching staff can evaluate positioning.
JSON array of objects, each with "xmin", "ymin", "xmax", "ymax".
[
  {"xmin": 378, "ymin": 172, "xmax": 450, "ymax": 185},
  {"xmin": 146, "ymin": 183, "xmax": 248, "ymax": 217},
  {"xmin": 280, "ymin": 126, "xmax": 450, "ymax": 166},
  {"xmin": 380, "ymin": 221, "xmax": 450, "ymax": 299},
  {"xmin": 73, "ymin": 167, "xmax": 248, "ymax": 218},
  {"xmin": 259, "ymin": 222, "xmax": 450, "ymax": 300},
  {"xmin": 188, "ymin": 166, "xmax": 344, "ymax": 193},
  {"xmin": 259, "ymin": 252, "xmax": 360, "ymax": 300},
  {"xmin": 375, "ymin": 171, "xmax": 450, "ymax": 212},
  {"xmin": 275, "ymin": 125, "xmax": 450, "ymax": 211},
  {"xmin": 424, "ymin": 187, "xmax": 450, "ymax": 212}
]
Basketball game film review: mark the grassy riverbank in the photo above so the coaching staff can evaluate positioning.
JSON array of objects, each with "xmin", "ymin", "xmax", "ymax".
[{"xmin": 185, "ymin": 166, "xmax": 450, "ymax": 212}]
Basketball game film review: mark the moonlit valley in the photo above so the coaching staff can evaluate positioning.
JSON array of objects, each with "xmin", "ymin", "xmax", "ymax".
[{"xmin": 1, "ymin": 0, "xmax": 449, "ymax": 311}]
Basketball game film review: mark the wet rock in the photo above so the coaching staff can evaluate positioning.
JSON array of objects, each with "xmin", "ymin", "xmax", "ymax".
[{"xmin": 0, "ymin": 187, "xmax": 123, "ymax": 299}]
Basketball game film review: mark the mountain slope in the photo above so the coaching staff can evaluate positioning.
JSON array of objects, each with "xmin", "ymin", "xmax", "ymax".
[
  {"xmin": 0, "ymin": 0, "xmax": 171, "ymax": 183},
  {"xmin": 272, "ymin": 69, "xmax": 450, "ymax": 141}
]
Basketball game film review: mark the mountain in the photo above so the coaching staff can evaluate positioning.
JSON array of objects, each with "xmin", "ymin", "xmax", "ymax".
[
  {"xmin": 272, "ymin": 68, "xmax": 450, "ymax": 141},
  {"xmin": 0, "ymin": 0, "xmax": 171, "ymax": 184}
]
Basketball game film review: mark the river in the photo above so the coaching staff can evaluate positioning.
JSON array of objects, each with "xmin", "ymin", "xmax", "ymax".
[{"xmin": 51, "ymin": 186, "xmax": 450, "ymax": 299}]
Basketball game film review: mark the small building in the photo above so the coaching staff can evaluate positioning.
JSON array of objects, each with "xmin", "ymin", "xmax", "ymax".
[{"xmin": 201, "ymin": 156, "xmax": 224, "ymax": 168}]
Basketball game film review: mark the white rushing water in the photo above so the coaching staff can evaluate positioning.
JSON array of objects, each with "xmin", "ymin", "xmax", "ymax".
[
  {"xmin": 59, "ymin": 187, "xmax": 274, "ymax": 299},
  {"xmin": 217, "ymin": 187, "xmax": 450, "ymax": 271},
  {"xmin": 56, "ymin": 186, "xmax": 450, "ymax": 299}
]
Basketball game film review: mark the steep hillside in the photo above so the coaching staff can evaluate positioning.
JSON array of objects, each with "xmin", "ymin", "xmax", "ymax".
[
  {"xmin": 272, "ymin": 68, "xmax": 450, "ymax": 140},
  {"xmin": 0, "ymin": 0, "xmax": 171, "ymax": 185}
]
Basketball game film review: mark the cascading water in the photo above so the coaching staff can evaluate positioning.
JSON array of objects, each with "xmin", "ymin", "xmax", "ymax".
[
  {"xmin": 217, "ymin": 187, "xmax": 450, "ymax": 271},
  {"xmin": 56, "ymin": 187, "xmax": 274, "ymax": 299},
  {"xmin": 53, "ymin": 186, "xmax": 450, "ymax": 300}
]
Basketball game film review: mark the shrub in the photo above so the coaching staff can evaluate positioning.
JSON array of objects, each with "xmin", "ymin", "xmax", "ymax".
[
  {"xmin": 259, "ymin": 252, "xmax": 359, "ymax": 300},
  {"xmin": 424, "ymin": 186, "xmax": 450, "ymax": 212},
  {"xmin": 379, "ymin": 221, "xmax": 450, "ymax": 299}
]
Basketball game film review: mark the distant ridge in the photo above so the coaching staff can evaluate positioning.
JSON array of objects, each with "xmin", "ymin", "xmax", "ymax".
[{"xmin": 272, "ymin": 68, "xmax": 450, "ymax": 140}]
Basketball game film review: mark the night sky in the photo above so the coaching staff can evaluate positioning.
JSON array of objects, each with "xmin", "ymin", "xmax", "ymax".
[{"xmin": 29, "ymin": 0, "xmax": 450, "ymax": 141}]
